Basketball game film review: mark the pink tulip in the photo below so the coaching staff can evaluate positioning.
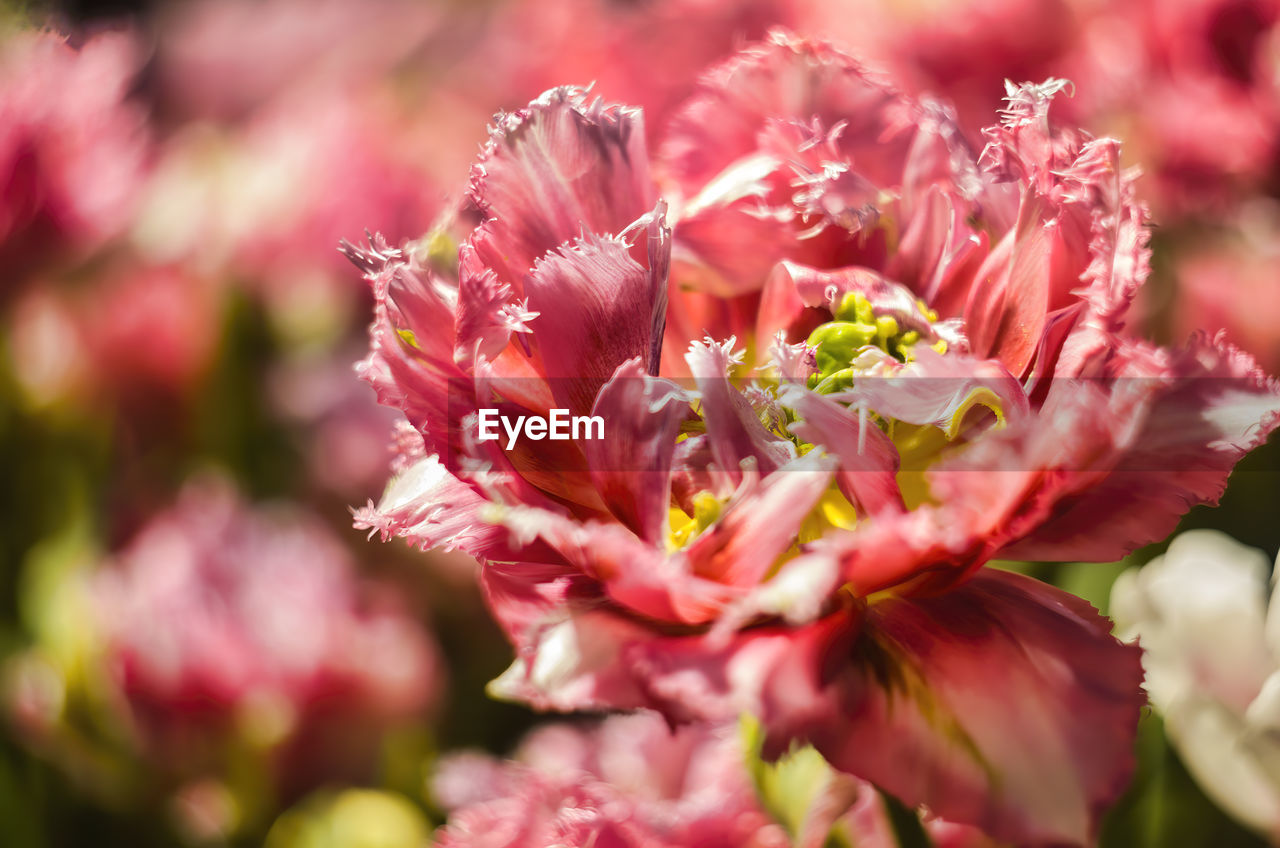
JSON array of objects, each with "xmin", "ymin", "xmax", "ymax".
[{"xmin": 352, "ymin": 31, "xmax": 1280, "ymax": 844}]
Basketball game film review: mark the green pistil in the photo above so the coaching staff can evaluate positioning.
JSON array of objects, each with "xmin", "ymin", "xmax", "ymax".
[
  {"xmin": 805, "ymin": 295, "xmax": 925, "ymax": 393},
  {"xmin": 808, "ymin": 322, "xmax": 875, "ymax": 376},
  {"xmin": 834, "ymin": 291, "xmax": 875, "ymax": 324}
]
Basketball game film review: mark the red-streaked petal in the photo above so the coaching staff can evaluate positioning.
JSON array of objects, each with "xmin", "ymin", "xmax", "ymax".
[
  {"xmin": 818, "ymin": 569, "xmax": 1143, "ymax": 846},
  {"xmin": 629, "ymin": 570, "xmax": 1144, "ymax": 846},
  {"xmin": 962, "ymin": 192, "xmax": 1052, "ymax": 377}
]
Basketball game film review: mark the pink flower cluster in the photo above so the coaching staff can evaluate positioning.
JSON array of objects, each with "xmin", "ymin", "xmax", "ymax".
[{"xmin": 351, "ymin": 30, "xmax": 1280, "ymax": 845}]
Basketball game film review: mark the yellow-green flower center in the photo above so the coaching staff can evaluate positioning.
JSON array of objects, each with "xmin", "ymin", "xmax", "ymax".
[{"xmin": 805, "ymin": 291, "xmax": 937, "ymax": 394}]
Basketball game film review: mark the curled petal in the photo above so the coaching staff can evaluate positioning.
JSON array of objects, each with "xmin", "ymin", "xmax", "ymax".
[
  {"xmin": 586, "ymin": 358, "xmax": 690, "ymax": 544},
  {"xmin": 353, "ymin": 455, "xmax": 507, "ymax": 558}
]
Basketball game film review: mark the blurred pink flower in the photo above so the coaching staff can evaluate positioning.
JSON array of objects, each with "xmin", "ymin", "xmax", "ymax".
[
  {"xmin": 1168, "ymin": 203, "xmax": 1280, "ymax": 373},
  {"xmin": 267, "ymin": 346, "xmax": 409, "ymax": 501},
  {"xmin": 433, "ymin": 713, "xmax": 791, "ymax": 848},
  {"xmin": 468, "ymin": 0, "xmax": 794, "ymax": 143},
  {"xmin": 1060, "ymin": 0, "xmax": 1280, "ymax": 217},
  {"xmin": 7, "ymin": 262, "xmax": 219, "ymax": 407},
  {"xmin": 91, "ymin": 479, "xmax": 441, "ymax": 793},
  {"xmin": 84, "ymin": 264, "xmax": 221, "ymax": 395},
  {"xmin": 793, "ymin": 0, "xmax": 1078, "ymax": 135},
  {"xmin": 0, "ymin": 28, "xmax": 150, "ymax": 287},
  {"xmin": 352, "ymin": 31, "xmax": 1280, "ymax": 844},
  {"xmin": 131, "ymin": 84, "xmax": 440, "ymax": 334},
  {"xmin": 792, "ymin": 0, "xmax": 1280, "ymax": 219},
  {"xmin": 148, "ymin": 0, "xmax": 449, "ymax": 122}
]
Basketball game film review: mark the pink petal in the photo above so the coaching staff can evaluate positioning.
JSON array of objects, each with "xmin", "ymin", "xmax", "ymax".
[
  {"xmin": 962, "ymin": 192, "xmax": 1053, "ymax": 377},
  {"xmin": 586, "ymin": 359, "xmax": 690, "ymax": 544},
  {"xmin": 1063, "ymin": 138, "xmax": 1150, "ymax": 331},
  {"xmin": 467, "ymin": 87, "xmax": 657, "ymax": 299},
  {"xmin": 491, "ymin": 505, "xmax": 733, "ymax": 625},
  {"xmin": 828, "ymin": 501, "xmax": 988, "ymax": 597},
  {"xmin": 887, "ymin": 184, "xmax": 990, "ymax": 318},
  {"xmin": 345, "ymin": 235, "xmax": 473, "ymax": 461},
  {"xmin": 483, "ymin": 556, "xmax": 656, "ymax": 713},
  {"xmin": 783, "ymin": 387, "xmax": 905, "ymax": 517},
  {"xmin": 684, "ymin": 338, "xmax": 797, "ymax": 478},
  {"xmin": 352, "ymin": 455, "xmax": 510, "ymax": 558},
  {"xmin": 523, "ymin": 208, "xmax": 670, "ymax": 419},
  {"xmin": 687, "ymin": 452, "xmax": 836, "ymax": 587},
  {"xmin": 1001, "ymin": 332, "xmax": 1280, "ymax": 561}
]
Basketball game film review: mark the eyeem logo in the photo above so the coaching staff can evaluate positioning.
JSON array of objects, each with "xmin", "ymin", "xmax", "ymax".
[{"xmin": 477, "ymin": 408, "xmax": 605, "ymax": 450}]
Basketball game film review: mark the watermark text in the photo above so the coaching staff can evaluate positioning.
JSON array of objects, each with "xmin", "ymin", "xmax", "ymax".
[{"xmin": 477, "ymin": 408, "xmax": 605, "ymax": 450}]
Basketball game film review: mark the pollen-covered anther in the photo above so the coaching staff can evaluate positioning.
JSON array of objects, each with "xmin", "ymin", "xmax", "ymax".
[{"xmin": 667, "ymin": 491, "xmax": 722, "ymax": 550}]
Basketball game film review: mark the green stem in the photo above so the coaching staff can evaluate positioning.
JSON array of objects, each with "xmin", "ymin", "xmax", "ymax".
[{"xmin": 877, "ymin": 788, "xmax": 934, "ymax": 848}]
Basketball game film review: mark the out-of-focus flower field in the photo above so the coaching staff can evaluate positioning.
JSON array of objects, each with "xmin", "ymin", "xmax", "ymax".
[{"xmin": 3, "ymin": 0, "xmax": 1280, "ymax": 846}]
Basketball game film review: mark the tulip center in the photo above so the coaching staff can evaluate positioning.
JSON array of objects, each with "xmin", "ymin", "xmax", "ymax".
[{"xmin": 804, "ymin": 291, "xmax": 940, "ymax": 394}]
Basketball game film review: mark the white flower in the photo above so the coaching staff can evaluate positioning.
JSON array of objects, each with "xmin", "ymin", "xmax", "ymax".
[{"xmin": 1112, "ymin": 529, "xmax": 1280, "ymax": 837}]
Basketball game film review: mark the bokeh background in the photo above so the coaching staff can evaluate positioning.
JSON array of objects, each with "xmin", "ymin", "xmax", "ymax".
[{"xmin": 2, "ymin": 0, "xmax": 1279, "ymax": 845}]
